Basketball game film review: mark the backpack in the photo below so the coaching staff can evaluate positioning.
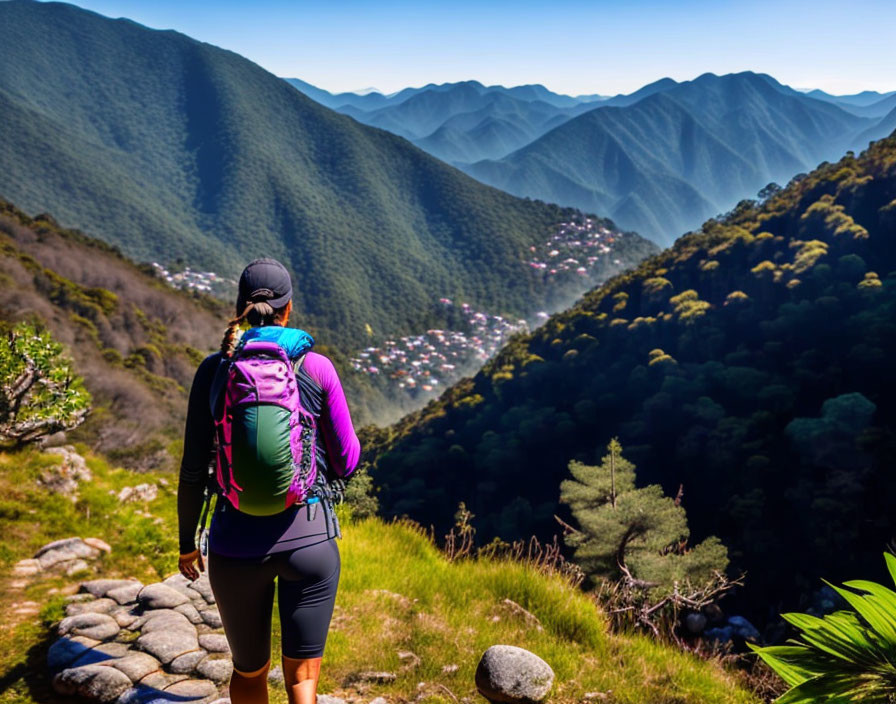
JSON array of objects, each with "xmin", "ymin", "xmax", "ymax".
[{"xmin": 209, "ymin": 332, "xmax": 318, "ymax": 516}]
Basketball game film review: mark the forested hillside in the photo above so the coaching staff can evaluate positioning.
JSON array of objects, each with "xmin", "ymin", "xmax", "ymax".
[
  {"xmin": 0, "ymin": 1, "xmax": 652, "ymax": 349},
  {"xmin": 0, "ymin": 201, "xmax": 408, "ymax": 468},
  {"xmin": 369, "ymin": 131, "xmax": 896, "ymax": 620}
]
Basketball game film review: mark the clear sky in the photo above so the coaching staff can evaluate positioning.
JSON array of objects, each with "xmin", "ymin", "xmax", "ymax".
[{"xmin": 55, "ymin": 0, "xmax": 895, "ymax": 96}]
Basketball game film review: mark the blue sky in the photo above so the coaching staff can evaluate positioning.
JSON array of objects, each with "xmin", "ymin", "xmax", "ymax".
[{"xmin": 61, "ymin": 0, "xmax": 895, "ymax": 96}]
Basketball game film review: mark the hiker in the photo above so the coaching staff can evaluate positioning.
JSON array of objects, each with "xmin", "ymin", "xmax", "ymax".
[{"xmin": 177, "ymin": 258, "xmax": 361, "ymax": 704}]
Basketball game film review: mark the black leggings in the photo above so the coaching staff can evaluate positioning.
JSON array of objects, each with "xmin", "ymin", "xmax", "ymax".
[{"xmin": 207, "ymin": 539, "xmax": 341, "ymax": 672}]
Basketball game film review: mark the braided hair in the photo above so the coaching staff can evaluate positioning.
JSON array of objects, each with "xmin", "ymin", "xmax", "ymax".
[{"xmin": 220, "ymin": 296, "xmax": 289, "ymax": 357}]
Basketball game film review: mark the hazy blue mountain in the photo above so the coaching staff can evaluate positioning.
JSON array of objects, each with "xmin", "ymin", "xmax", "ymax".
[
  {"xmin": 805, "ymin": 88, "xmax": 896, "ymax": 107},
  {"xmin": 0, "ymin": 0, "xmax": 656, "ymax": 349},
  {"xmin": 463, "ymin": 72, "xmax": 884, "ymax": 245},
  {"xmin": 287, "ymin": 79, "xmax": 610, "ymax": 162}
]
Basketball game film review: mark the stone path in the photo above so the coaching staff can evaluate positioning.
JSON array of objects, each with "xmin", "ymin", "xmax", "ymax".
[{"xmin": 49, "ymin": 574, "xmax": 229, "ymax": 704}]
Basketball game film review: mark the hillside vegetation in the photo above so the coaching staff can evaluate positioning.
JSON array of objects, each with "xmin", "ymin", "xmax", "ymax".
[
  {"xmin": 0, "ymin": 446, "xmax": 758, "ymax": 704},
  {"xmin": 0, "ymin": 1, "xmax": 653, "ymax": 349},
  {"xmin": 368, "ymin": 131, "xmax": 896, "ymax": 621},
  {"xmin": 0, "ymin": 201, "xmax": 413, "ymax": 468}
]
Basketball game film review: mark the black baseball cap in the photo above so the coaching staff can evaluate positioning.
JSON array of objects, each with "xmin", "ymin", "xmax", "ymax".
[{"xmin": 236, "ymin": 258, "xmax": 293, "ymax": 313}]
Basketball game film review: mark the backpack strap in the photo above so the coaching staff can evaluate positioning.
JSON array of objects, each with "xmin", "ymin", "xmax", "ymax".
[{"xmin": 208, "ymin": 356, "xmax": 231, "ymax": 418}]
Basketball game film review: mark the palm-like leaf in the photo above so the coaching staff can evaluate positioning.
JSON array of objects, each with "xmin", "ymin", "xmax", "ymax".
[{"xmin": 751, "ymin": 553, "xmax": 896, "ymax": 702}]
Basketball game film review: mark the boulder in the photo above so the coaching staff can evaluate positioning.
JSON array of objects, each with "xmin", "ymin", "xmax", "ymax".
[
  {"xmin": 174, "ymin": 603, "xmax": 204, "ymax": 624},
  {"xmin": 317, "ymin": 696, "xmax": 347, "ymax": 704},
  {"xmin": 199, "ymin": 608, "xmax": 223, "ymax": 629},
  {"xmin": 475, "ymin": 645, "xmax": 554, "ymax": 704},
  {"xmin": 136, "ymin": 630, "xmax": 199, "ymax": 664},
  {"xmin": 52, "ymin": 664, "xmax": 133, "ymax": 703},
  {"xmin": 685, "ymin": 612, "xmax": 707, "ymax": 634},
  {"xmin": 80, "ymin": 579, "xmax": 138, "ymax": 598},
  {"xmin": 137, "ymin": 584, "xmax": 190, "ymax": 609},
  {"xmin": 140, "ymin": 610, "xmax": 196, "ymax": 635},
  {"xmin": 58, "ymin": 613, "xmax": 120, "ymax": 641},
  {"xmin": 190, "ymin": 575, "xmax": 215, "ymax": 604},
  {"xmin": 163, "ymin": 678, "xmax": 218, "ymax": 700},
  {"xmin": 117, "ymin": 484, "xmax": 158, "ymax": 504},
  {"xmin": 66, "ymin": 559, "xmax": 91, "ymax": 576},
  {"xmin": 106, "ymin": 583, "xmax": 143, "ymax": 605},
  {"xmin": 170, "ymin": 650, "xmax": 208, "ymax": 674},
  {"xmin": 70, "ymin": 642, "xmax": 131, "ymax": 668},
  {"xmin": 196, "ymin": 655, "xmax": 233, "ymax": 684},
  {"xmin": 198, "ymin": 634, "xmax": 230, "ymax": 654},
  {"xmin": 106, "ymin": 652, "xmax": 162, "ymax": 682},
  {"xmin": 84, "ymin": 538, "xmax": 112, "ymax": 553},
  {"xmin": 65, "ymin": 598, "xmax": 118, "ymax": 617},
  {"xmin": 48, "ymin": 635, "xmax": 102, "ymax": 673},
  {"xmin": 37, "ymin": 538, "xmax": 100, "ymax": 569}
]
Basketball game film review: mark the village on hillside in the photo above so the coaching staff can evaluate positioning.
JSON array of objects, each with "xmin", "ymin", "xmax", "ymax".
[{"xmin": 350, "ymin": 215, "xmax": 626, "ymax": 396}]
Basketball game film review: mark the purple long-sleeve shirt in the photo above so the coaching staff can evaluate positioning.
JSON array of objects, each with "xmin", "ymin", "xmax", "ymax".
[{"xmin": 177, "ymin": 348, "xmax": 361, "ymax": 557}]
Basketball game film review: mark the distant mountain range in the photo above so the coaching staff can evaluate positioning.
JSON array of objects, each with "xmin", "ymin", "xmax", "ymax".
[
  {"xmin": 290, "ymin": 74, "xmax": 896, "ymax": 245},
  {"xmin": 0, "ymin": 1, "xmax": 654, "ymax": 351}
]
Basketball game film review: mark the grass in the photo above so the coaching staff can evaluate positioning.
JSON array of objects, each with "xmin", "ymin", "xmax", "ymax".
[{"xmin": 0, "ymin": 447, "xmax": 758, "ymax": 704}]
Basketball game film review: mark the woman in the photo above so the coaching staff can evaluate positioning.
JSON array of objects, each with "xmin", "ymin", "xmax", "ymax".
[{"xmin": 178, "ymin": 258, "xmax": 361, "ymax": 704}]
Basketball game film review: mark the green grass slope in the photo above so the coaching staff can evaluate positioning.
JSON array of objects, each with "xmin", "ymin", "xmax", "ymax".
[
  {"xmin": 0, "ymin": 446, "xmax": 757, "ymax": 704},
  {"xmin": 0, "ymin": 1, "xmax": 654, "ymax": 348},
  {"xmin": 465, "ymin": 72, "xmax": 881, "ymax": 245},
  {"xmin": 368, "ymin": 131, "xmax": 896, "ymax": 620}
]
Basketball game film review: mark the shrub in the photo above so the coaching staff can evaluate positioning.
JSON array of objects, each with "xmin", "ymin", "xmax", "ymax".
[
  {"xmin": 751, "ymin": 553, "xmax": 896, "ymax": 703},
  {"xmin": 0, "ymin": 321, "xmax": 91, "ymax": 445}
]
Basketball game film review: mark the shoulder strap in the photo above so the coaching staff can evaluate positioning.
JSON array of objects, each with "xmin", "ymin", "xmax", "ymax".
[
  {"xmin": 293, "ymin": 351, "xmax": 308, "ymax": 374},
  {"xmin": 208, "ymin": 356, "xmax": 231, "ymax": 418}
]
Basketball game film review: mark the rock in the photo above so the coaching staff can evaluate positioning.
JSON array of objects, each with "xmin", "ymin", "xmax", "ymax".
[
  {"xmin": 84, "ymin": 538, "xmax": 112, "ymax": 553},
  {"xmin": 137, "ymin": 671, "xmax": 190, "ymax": 690},
  {"xmin": 200, "ymin": 608, "xmax": 222, "ymax": 629},
  {"xmin": 169, "ymin": 650, "xmax": 208, "ymax": 674},
  {"xmin": 81, "ymin": 579, "xmax": 139, "ymax": 598},
  {"xmin": 13, "ymin": 559, "xmax": 41, "ymax": 577},
  {"xmin": 174, "ymin": 603, "xmax": 204, "ymax": 624},
  {"xmin": 190, "ymin": 574, "xmax": 215, "ymax": 604},
  {"xmin": 66, "ymin": 597, "xmax": 118, "ymax": 617},
  {"xmin": 117, "ymin": 484, "xmax": 159, "ymax": 504},
  {"xmin": 208, "ymin": 699, "xmax": 231, "ymax": 704},
  {"xmin": 66, "ymin": 559, "xmax": 92, "ymax": 576},
  {"xmin": 267, "ymin": 665, "xmax": 284, "ymax": 685},
  {"xmin": 196, "ymin": 655, "xmax": 232, "ymax": 684},
  {"xmin": 48, "ymin": 635, "xmax": 102, "ymax": 673},
  {"xmin": 164, "ymin": 678, "xmax": 218, "ymax": 700},
  {"xmin": 317, "ymin": 696, "xmax": 347, "ymax": 704},
  {"xmin": 41, "ymin": 446, "xmax": 92, "ymax": 500},
  {"xmin": 71, "ymin": 642, "xmax": 131, "ymax": 667},
  {"xmin": 369, "ymin": 698, "xmax": 389, "ymax": 704},
  {"xmin": 685, "ymin": 612, "xmax": 707, "ymax": 634},
  {"xmin": 705, "ymin": 626, "xmax": 734, "ymax": 642},
  {"xmin": 136, "ymin": 630, "xmax": 199, "ymax": 664},
  {"xmin": 106, "ymin": 583, "xmax": 144, "ymax": 605},
  {"xmin": 475, "ymin": 645, "xmax": 554, "ymax": 704},
  {"xmin": 352, "ymin": 672, "xmax": 397, "ymax": 684},
  {"xmin": 53, "ymin": 664, "xmax": 133, "ymax": 702},
  {"xmin": 397, "ymin": 650, "xmax": 420, "ymax": 669},
  {"xmin": 138, "ymin": 583, "xmax": 190, "ymax": 609},
  {"xmin": 198, "ymin": 634, "xmax": 230, "ymax": 654},
  {"xmin": 37, "ymin": 538, "xmax": 100, "ymax": 569},
  {"xmin": 58, "ymin": 613, "xmax": 121, "ymax": 641},
  {"xmin": 113, "ymin": 611, "xmax": 139, "ymax": 629},
  {"xmin": 106, "ymin": 652, "xmax": 162, "ymax": 682},
  {"xmin": 140, "ymin": 610, "xmax": 197, "ymax": 635}
]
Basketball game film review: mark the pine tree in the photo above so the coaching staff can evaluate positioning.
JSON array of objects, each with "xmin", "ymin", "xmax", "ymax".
[{"xmin": 560, "ymin": 439, "xmax": 728, "ymax": 593}]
